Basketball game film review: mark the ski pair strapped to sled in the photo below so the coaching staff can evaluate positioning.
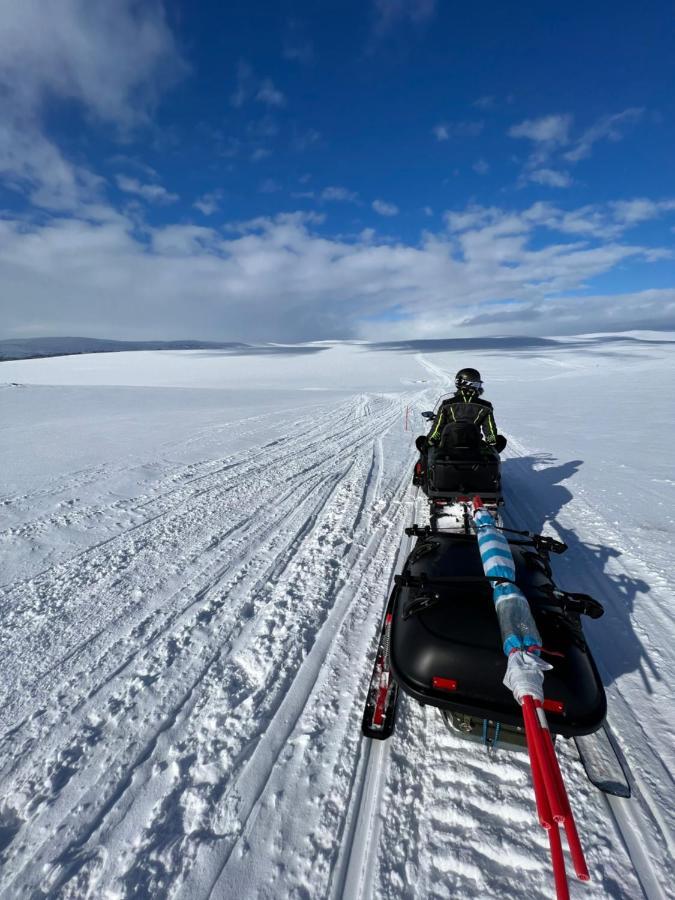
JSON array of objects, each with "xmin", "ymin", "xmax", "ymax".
[{"xmin": 361, "ymin": 596, "xmax": 398, "ymax": 740}]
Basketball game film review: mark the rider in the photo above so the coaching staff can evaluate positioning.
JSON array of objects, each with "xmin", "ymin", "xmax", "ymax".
[{"xmin": 413, "ymin": 367, "xmax": 505, "ymax": 484}]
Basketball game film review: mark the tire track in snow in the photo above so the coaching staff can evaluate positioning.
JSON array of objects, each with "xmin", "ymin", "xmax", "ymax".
[
  {"xmin": 0, "ymin": 395, "xmax": 372, "ymax": 591},
  {"xmin": 0, "ymin": 395, "xmax": 391, "ymax": 722},
  {"xmin": 0, "ymin": 396, "xmax": 382, "ymax": 752},
  {"xmin": 332, "ymin": 492, "xmax": 421, "ymax": 900},
  {"xmin": 0, "ymin": 461, "xmax": 352, "ymax": 898},
  {"xmin": 188, "ymin": 429, "xmax": 418, "ymax": 899},
  {"xmin": 0, "ymin": 392, "xmax": 420, "ymax": 898}
]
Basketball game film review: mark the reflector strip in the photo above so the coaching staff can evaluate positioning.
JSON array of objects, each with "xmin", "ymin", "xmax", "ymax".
[
  {"xmin": 543, "ymin": 699, "xmax": 565, "ymax": 714},
  {"xmin": 432, "ymin": 677, "xmax": 458, "ymax": 692}
]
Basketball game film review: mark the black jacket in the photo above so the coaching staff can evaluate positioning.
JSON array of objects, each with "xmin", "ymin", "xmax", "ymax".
[{"xmin": 428, "ymin": 390, "xmax": 498, "ymax": 445}]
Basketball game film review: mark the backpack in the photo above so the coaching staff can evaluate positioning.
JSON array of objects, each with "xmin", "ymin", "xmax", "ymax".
[{"xmin": 439, "ymin": 421, "xmax": 481, "ymax": 450}]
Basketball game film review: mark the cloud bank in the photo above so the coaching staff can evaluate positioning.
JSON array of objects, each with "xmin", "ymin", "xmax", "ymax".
[{"xmin": 2, "ymin": 203, "xmax": 674, "ymax": 342}]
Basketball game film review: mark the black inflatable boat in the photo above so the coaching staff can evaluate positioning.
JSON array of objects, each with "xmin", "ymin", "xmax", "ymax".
[{"xmin": 364, "ymin": 526, "xmax": 606, "ymax": 745}]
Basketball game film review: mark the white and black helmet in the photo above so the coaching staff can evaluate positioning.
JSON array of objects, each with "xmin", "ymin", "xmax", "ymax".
[{"xmin": 455, "ymin": 367, "xmax": 483, "ymax": 393}]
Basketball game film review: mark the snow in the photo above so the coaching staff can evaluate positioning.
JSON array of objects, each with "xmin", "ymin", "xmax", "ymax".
[{"xmin": 1, "ymin": 335, "xmax": 673, "ymax": 899}]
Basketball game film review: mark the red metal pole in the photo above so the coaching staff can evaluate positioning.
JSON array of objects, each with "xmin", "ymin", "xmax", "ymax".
[
  {"xmin": 523, "ymin": 698, "xmax": 570, "ymax": 900},
  {"xmin": 523, "ymin": 704, "xmax": 551, "ymax": 830},
  {"xmin": 522, "ymin": 696, "xmax": 567, "ymax": 823},
  {"xmin": 548, "ymin": 822, "xmax": 570, "ymax": 900},
  {"xmin": 536, "ymin": 702, "xmax": 590, "ymax": 881}
]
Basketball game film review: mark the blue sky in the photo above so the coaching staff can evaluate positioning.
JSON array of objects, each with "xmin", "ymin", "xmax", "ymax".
[{"xmin": 1, "ymin": 0, "xmax": 674, "ymax": 341}]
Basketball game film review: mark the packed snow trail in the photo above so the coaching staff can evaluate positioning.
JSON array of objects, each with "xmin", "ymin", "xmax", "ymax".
[{"xmin": 1, "ymin": 340, "xmax": 674, "ymax": 898}]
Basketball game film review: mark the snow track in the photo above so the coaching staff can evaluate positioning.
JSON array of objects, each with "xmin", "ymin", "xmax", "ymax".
[{"xmin": 0, "ymin": 392, "xmax": 421, "ymax": 898}]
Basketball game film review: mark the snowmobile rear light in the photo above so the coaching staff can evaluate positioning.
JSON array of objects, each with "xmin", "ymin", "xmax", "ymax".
[
  {"xmin": 432, "ymin": 677, "xmax": 458, "ymax": 692},
  {"xmin": 543, "ymin": 699, "xmax": 565, "ymax": 714}
]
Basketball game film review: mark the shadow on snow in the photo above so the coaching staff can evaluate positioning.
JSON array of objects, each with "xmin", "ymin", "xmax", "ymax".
[{"xmin": 501, "ymin": 454, "xmax": 658, "ymax": 694}]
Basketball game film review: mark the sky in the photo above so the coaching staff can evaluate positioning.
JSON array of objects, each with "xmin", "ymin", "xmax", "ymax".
[{"xmin": 1, "ymin": 0, "xmax": 675, "ymax": 342}]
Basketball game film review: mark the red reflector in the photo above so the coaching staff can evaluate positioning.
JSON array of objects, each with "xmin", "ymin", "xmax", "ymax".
[
  {"xmin": 543, "ymin": 699, "xmax": 565, "ymax": 714},
  {"xmin": 432, "ymin": 677, "xmax": 457, "ymax": 692}
]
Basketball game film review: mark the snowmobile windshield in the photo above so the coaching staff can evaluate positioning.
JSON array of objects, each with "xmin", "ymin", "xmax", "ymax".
[{"xmin": 433, "ymin": 393, "xmax": 454, "ymax": 412}]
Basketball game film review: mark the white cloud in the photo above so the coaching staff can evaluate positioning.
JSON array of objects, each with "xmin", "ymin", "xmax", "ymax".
[
  {"xmin": 457, "ymin": 289, "xmax": 675, "ymax": 332},
  {"xmin": 528, "ymin": 168, "xmax": 572, "ymax": 188},
  {"xmin": 0, "ymin": 122, "xmax": 105, "ymax": 211},
  {"xmin": 231, "ymin": 63, "xmax": 286, "ymax": 110},
  {"xmin": 565, "ymin": 108, "xmax": 644, "ymax": 162},
  {"xmin": 2, "ymin": 200, "xmax": 674, "ymax": 343},
  {"xmin": 445, "ymin": 199, "xmax": 675, "ymax": 242},
  {"xmin": 256, "ymin": 79, "xmax": 286, "ymax": 108},
  {"xmin": 283, "ymin": 21, "xmax": 314, "ymax": 64},
  {"xmin": 230, "ymin": 60, "xmax": 254, "ymax": 108},
  {"xmin": 433, "ymin": 121, "xmax": 484, "ymax": 141},
  {"xmin": 611, "ymin": 198, "xmax": 675, "ymax": 226},
  {"xmin": 510, "ymin": 110, "xmax": 645, "ymax": 189},
  {"xmin": 247, "ymin": 116, "xmax": 279, "ymax": 139},
  {"xmin": 321, "ymin": 186, "xmax": 360, "ymax": 203},
  {"xmin": 193, "ymin": 191, "xmax": 223, "ymax": 216},
  {"xmin": 473, "ymin": 96, "xmax": 495, "ymax": 110},
  {"xmin": 374, "ymin": 0, "xmax": 437, "ymax": 32},
  {"xmin": 372, "ymin": 199, "xmax": 399, "ymax": 216},
  {"xmin": 0, "ymin": 0, "xmax": 185, "ymax": 129},
  {"xmin": 116, "ymin": 174, "xmax": 178, "ymax": 204},
  {"xmin": 259, "ymin": 178, "xmax": 281, "ymax": 194},
  {"xmin": 292, "ymin": 128, "xmax": 321, "ymax": 151},
  {"xmin": 108, "ymin": 155, "xmax": 159, "ymax": 179},
  {"xmin": 473, "ymin": 159, "xmax": 490, "ymax": 175},
  {"xmin": 0, "ymin": 0, "xmax": 184, "ymax": 212},
  {"xmin": 509, "ymin": 114, "xmax": 572, "ymax": 145}
]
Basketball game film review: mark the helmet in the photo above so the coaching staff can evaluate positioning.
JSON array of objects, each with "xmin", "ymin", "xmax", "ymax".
[{"xmin": 455, "ymin": 367, "xmax": 483, "ymax": 393}]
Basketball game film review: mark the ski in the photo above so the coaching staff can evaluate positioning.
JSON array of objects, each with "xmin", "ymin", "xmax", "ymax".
[
  {"xmin": 574, "ymin": 724, "xmax": 631, "ymax": 798},
  {"xmin": 362, "ymin": 591, "xmax": 399, "ymax": 741}
]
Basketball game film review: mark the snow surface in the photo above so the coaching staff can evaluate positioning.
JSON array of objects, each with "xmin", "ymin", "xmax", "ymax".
[{"xmin": 1, "ymin": 337, "xmax": 673, "ymax": 899}]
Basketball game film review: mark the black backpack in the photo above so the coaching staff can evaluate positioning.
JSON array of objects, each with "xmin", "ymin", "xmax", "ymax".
[{"xmin": 439, "ymin": 421, "xmax": 481, "ymax": 450}]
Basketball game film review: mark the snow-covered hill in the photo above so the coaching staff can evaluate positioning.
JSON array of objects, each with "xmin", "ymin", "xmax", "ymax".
[{"xmin": 1, "ymin": 337, "xmax": 673, "ymax": 898}]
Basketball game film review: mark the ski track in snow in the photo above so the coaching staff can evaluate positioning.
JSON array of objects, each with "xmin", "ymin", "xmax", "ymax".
[{"xmin": 0, "ymin": 354, "xmax": 672, "ymax": 899}]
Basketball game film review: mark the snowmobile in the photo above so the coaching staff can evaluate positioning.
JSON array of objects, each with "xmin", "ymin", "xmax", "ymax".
[
  {"xmin": 414, "ymin": 402, "xmax": 503, "ymax": 532},
  {"xmin": 361, "ymin": 496, "xmax": 631, "ymax": 898}
]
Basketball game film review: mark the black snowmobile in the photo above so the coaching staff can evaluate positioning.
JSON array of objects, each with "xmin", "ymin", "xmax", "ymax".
[{"xmin": 414, "ymin": 401, "xmax": 503, "ymax": 530}]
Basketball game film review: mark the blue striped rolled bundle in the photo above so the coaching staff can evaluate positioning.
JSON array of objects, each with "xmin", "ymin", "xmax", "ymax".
[{"xmin": 473, "ymin": 506, "xmax": 541, "ymax": 656}]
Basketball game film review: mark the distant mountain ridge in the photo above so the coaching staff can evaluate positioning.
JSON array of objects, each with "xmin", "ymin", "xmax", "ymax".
[
  {"xmin": 3, "ymin": 333, "xmax": 673, "ymax": 362},
  {"xmin": 0, "ymin": 337, "xmax": 249, "ymax": 361}
]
